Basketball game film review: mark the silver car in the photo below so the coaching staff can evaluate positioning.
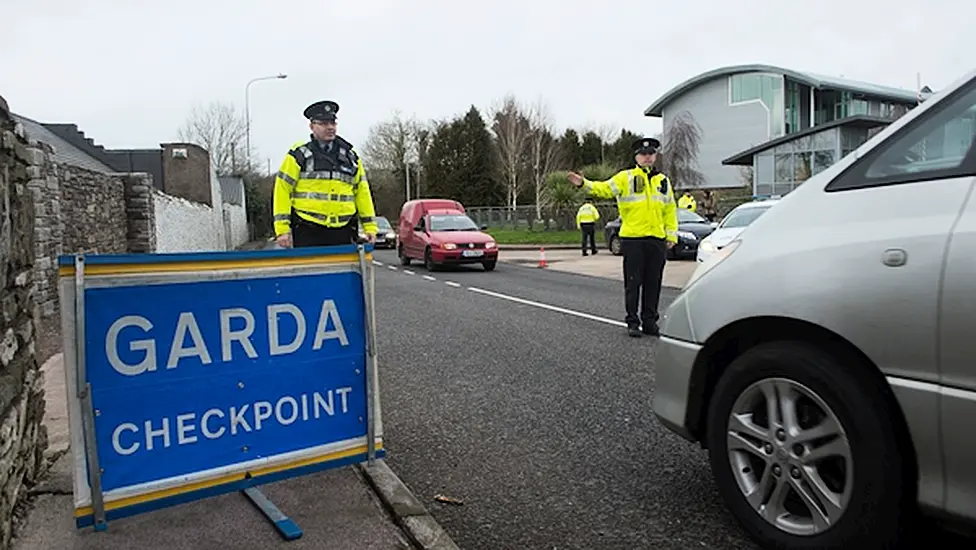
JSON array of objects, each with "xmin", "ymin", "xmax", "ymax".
[{"xmin": 653, "ymin": 67, "xmax": 976, "ymax": 549}]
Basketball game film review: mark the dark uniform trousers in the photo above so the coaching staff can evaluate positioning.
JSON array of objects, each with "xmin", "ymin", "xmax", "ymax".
[
  {"xmin": 291, "ymin": 212, "xmax": 357, "ymax": 248},
  {"xmin": 580, "ymin": 222, "xmax": 597, "ymax": 254},
  {"xmin": 621, "ymin": 236, "xmax": 668, "ymax": 330}
]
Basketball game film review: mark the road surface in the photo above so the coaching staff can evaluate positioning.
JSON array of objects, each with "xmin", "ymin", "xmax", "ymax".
[{"xmin": 370, "ymin": 249, "xmax": 756, "ymax": 549}]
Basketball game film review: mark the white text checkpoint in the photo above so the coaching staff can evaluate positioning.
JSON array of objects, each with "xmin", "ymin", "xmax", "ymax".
[
  {"xmin": 104, "ymin": 299, "xmax": 350, "ymax": 376},
  {"xmin": 110, "ymin": 387, "xmax": 355, "ymax": 456}
]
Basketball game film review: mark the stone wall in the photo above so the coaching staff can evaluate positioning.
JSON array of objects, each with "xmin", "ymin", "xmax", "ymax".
[{"xmin": 0, "ymin": 96, "xmax": 48, "ymax": 550}]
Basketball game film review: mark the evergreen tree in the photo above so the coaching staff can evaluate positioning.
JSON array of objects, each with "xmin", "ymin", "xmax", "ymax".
[
  {"xmin": 422, "ymin": 106, "xmax": 502, "ymax": 206},
  {"xmin": 557, "ymin": 128, "xmax": 582, "ymax": 170},
  {"xmin": 579, "ymin": 131, "xmax": 603, "ymax": 166},
  {"xmin": 609, "ymin": 128, "xmax": 644, "ymax": 168}
]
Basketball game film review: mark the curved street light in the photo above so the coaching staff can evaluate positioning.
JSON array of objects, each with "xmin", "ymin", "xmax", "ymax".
[{"xmin": 245, "ymin": 73, "xmax": 288, "ymax": 166}]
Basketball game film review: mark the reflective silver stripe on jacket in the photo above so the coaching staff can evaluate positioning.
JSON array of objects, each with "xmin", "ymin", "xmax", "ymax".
[
  {"xmin": 295, "ymin": 209, "xmax": 354, "ymax": 225},
  {"xmin": 360, "ymin": 216, "xmax": 374, "ymax": 223},
  {"xmin": 277, "ymin": 171, "xmax": 297, "ymax": 186},
  {"xmin": 298, "ymin": 170, "xmax": 356, "ymax": 184},
  {"xmin": 293, "ymin": 191, "xmax": 355, "ymax": 202},
  {"xmin": 273, "ymin": 214, "xmax": 290, "ymax": 222},
  {"xmin": 298, "ymin": 146, "xmax": 314, "ymax": 171}
]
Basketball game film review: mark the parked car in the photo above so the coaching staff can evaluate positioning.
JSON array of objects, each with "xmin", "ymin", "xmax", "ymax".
[
  {"xmin": 652, "ymin": 68, "xmax": 976, "ymax": 549},
  {"xmin": 396, "ymin": 198, "xmax": 498, "ymax": 271},
  {"xmin": 605, "ymin": 208, "xmax": 716, "ymax": 259},
  {"xmin": 695, "ymin": 199, "xmax": 779, "ymax": 264},
  {"xmin": 358, "ymin": 216, "xmax": 396, "ymax": 249}
]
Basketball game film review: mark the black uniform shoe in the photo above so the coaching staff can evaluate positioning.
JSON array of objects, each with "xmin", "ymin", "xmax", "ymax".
[
  {"xmin": 642, "ymin": 324, "xmax": 660, "ymax": 337},
  {"xmin": 628, "ymin": 327, "xmax": 643, "ymax": 338}
]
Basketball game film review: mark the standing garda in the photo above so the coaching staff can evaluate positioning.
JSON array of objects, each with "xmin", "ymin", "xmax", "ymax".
[
  {"xmin": 272, "ymin": 100, "xmax": 379, "ymax": 249},
  {"xmin": 568, "ymin": 137, "xmax": 678, "ymax": 338}
]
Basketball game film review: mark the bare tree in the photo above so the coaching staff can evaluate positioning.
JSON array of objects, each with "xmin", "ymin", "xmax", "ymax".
[
  {"xmin": 360, "ymin": 112, "xmax": 425, "ymax": 200},
  {"xmin": 738, "ymin": 166, "xmax": 755, "ymax": 190},
  {"xmin": 489, "ymin": 95, "xmax": 531, "ymax": 209},
  {"xmin": 596, "ymin": 122, "xmax": 618, "ymax": 164},
  {"xmin": 526, "ymin": 98, "xmax": 563, "ymax": 217},
  {"xmin": 659, "ymin": 110, "xmax": 706, "ymax": 190},
  {"xmin": 177, "ymin": 101, "xmax": 250, "ymax": 175}
]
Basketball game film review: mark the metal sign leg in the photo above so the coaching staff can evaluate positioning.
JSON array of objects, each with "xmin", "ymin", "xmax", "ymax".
[
  {"xmin": 74, "ymin": 255, "xmax": 108, "ymax": 531},
  {"xmin": 357, "ymin": 245, "xmax": 378, "ymax": 466},
  {"xmin": 242, "ymin": 486, "xmax": 303, "ymax": 540}
]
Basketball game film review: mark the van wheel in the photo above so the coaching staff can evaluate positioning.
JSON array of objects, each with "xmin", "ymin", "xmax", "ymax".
[
  {"xmin": 424, "ymin": 248, "xmax": 438, "ymax": 271},
  {"xmin": 482, "ymin": 260, "xmax": 497, "ymax": 271},
  {"xmin": 705, "ymin": 341, "xmax": 911, "ymax": 550},
  {"xmin": 398, "ymin": 244, "xmax": 410, "ymax": 266},
  {"xmin": 609, "ymin": 236, "xmax": 622, "ymax": 256}
]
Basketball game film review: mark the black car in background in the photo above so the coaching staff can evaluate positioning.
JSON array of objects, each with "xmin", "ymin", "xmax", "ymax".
[
  {"xmin": 604, "ymin": 209, "xmax": 716, "ymax": 259},
  {"xmin": 358, "ymin": 216, "xmax": 397, "ymax": 248}
]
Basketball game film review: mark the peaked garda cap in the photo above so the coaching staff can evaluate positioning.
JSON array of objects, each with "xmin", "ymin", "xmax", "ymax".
[
  {"xmin": 632, "ymin": 137, "xmax": 661, "ymax": 154},
  {"xmin": 304, "ymin": 100, "xmax": 339, "ymax": 121}
]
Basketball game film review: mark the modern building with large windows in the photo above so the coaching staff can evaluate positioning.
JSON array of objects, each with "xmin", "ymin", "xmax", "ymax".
[{"xmin": 644, "ymin": 64, "xmax": 925, "ymax": 193}]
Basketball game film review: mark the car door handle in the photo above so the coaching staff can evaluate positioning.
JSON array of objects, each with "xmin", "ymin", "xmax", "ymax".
[{"xmin": 881, "ymin": 248, "xmax": 907, "ymax": 267}]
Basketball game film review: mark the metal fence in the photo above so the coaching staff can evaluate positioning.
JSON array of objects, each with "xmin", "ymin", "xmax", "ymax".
[{"xmin": 466, "ymin": 196, "xmax": 754, "ymax": 231}]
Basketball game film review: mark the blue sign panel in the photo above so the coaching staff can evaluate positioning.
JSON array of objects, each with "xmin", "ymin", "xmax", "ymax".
[
  {"xmin": 84, "ymin": 271, "xmax": 368, "ymax": 491},
  {"xmin": 59, "ymin": 245, "xmax": 384, "ymax": 529}
]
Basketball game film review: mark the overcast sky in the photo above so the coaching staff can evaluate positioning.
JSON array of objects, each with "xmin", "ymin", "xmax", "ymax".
[{"xmin": 2, "ymin": 0, "xmax": 972, "ymax": 171}]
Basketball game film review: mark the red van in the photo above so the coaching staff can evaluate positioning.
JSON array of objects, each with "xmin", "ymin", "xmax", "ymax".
[{"xmin": 396, "ymin": 199, "xmax": 498, "ymax": 271}]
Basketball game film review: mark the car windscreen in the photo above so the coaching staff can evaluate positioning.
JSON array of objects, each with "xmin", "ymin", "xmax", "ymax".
[
  {"xmin": 677, "ymin": 209, "xmax": 707, "ymax": 224},
  {"xmin": 429, "ymin": 214, "xmax": 479, "ymax": 232},
  {"xmin": 719, "ymin": 206, "xmax": 771, "ymax": 229},
  {"xmin": 375, "ymin": 217, "xmax": 392, "ymax": 230}
]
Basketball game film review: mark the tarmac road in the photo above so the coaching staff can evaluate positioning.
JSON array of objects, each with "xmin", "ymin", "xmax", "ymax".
[
  {"xmin": 369, "ymin": 249, "xmax": 757, "ymax": 550},
  {"xmin": 367, "ymin": 248, "xmax": 975, "ymax": 550}
]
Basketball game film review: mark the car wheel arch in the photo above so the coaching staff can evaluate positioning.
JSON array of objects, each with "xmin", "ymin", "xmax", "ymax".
[{"xmin": 685, "ymin": 316, "xmax": 919, "ymax": 494}]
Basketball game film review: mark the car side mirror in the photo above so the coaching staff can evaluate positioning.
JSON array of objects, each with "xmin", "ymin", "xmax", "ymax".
[
  {"xmin": 710, "ymin": 222, "xmax": 719, "ymax": 228},
  {"xmin": 479, "ymin": 224, "xmax": 488, "ymax": 231}
]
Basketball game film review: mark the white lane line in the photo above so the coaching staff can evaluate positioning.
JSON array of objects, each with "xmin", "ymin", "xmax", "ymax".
[
  {"xmin": 422, "ymin": 275, "xmax": 436, "ymax": 281},
  {"xmin": 404, "ymin": 269, "xmax": 415, "ymax": 275},
  {"xmin": 387, "ymin": 265, "xmax": 398, "ymax": 271},
  {"xmin": 373, "ymin": 260, "xmax": 384, "ymax": 266},
  {"xmin": 444, "ymin": 281, "xmax": 461, "ymax": 288},
  {"xmin": 467, "ymin": 287, "xmax": 627, "ymax": 328}
]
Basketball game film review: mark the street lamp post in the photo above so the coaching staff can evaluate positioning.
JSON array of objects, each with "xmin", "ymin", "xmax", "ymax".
[{"xmin": 245, "ymin": 73, "xmax": 288, "ymax": 168}]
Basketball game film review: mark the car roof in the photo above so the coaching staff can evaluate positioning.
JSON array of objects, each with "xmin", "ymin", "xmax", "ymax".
[{"xmin": 734, "ymin": 199, "xmax": 780, "ymax": 210}]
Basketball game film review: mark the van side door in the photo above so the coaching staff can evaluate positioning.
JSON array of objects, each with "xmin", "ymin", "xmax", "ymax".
[
  {"xmin": 822, "ymin": 76, "xmax": 976, "ymax": 514},
  {"xmin": 935, "ymin": 84, "xmax": 976, "ymax": 520}
]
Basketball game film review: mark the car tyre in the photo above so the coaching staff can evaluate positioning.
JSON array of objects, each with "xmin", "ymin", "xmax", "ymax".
[
  {"xmin": 705, "ymin": 341, "xmax": 913, "ymax": 550},
  {"xmin": 609, "ymin": 235, "xmax": 622, "ymax": 256},
  {"xmin": 482, "ymin": 259, "xmax": 497, "ymax": 271},
  {"xmin": 424, "ymin": 247, "xmax": 438, "ymax": 271},
  {"xmin": 398, "ymin": 244, "xmax": 411, "ymax": 266}
]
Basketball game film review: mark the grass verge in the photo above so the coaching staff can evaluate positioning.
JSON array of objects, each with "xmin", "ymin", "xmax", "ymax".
[{"xmin": 486, "ymin": 228, "xmax": 606, "ymax": 245}]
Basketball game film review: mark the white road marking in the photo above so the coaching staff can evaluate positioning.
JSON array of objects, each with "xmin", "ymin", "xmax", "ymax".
[
  {"xmin": 467, "ymin": 287, "xmax": 627, "ymax": 328},
  {"xmin": 373, "ymin": 260, "xmax": 384, "ymax": 266},
  {"xmin": 444, "ymin": 281, "xmax": 461, "ymax": 288},
  {"xmin": 422, "ymin": 275, "xmax": 436, "ymax": 281},
  {"xmin": 387, "ymin": 265, "xmax": 398, "ymax": 271},
  {"xmin": 404, "ymin": 269, "xmax": 415, "ymax": 275}
]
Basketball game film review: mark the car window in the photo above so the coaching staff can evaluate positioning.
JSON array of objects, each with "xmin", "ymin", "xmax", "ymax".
[
  {"xmin": 429, "ymin": 214, "xmax": 479, "ymax": 232},
  {"xmin": 677, "ymin": 209, "xmax": 707, "ymax": 223},
  {"xmin": 719, "ymin": 206, "xmax": 771, "ymax": 229},
  {"xmin": 375, "ymin": 217, "xmax": 392, "ymax": 231},
  {"xmin": 827, "ymin": 79, "xmax": 976, "ymax": 191}
]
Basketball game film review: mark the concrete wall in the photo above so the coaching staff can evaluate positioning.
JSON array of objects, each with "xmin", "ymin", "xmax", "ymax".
[
  {"xmin": 0, "ymin": 96, "xmax": 48, "ymax": 550},
  {"xmin": 224, "ymin": 203, "xmax": 249, "ymax": 250},
  {"xmin": 153, "ymin": 190, "xmax": 224, "ymax": 253},
  {"xmin": 661, "ymin": 76, "xmax": 771, "ymax": 189}
]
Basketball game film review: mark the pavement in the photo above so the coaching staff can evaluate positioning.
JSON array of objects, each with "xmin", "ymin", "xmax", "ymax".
[{"xmin": 496, "ymin": 247, "xmax": 698, "ymax": 288}]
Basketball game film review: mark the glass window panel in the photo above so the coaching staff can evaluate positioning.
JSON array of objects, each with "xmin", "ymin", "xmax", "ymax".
[
  {"xmin": 811, "ymin": 128, "xmax": 838, "ymax": 150},
  {"xmin": 813, "ymin": 150, "xmax": 836, "ymax": 174},
  {"xmin": 756, "ymin": 183, "xmax": 773, "ymax": 196},
  {"xmin": 851, "ymin": 99, "xmax": 869, "ymax": 115},
  {"xmin": 731, "ymin": 75, "xmax": 761, "ymax": 103},
  {"xmin": 757, "ymin": 153, "xmax": 775, "ymax": 183},
  {"xmin": 775, "ymin": 153, "xmax": 793, "ymax": 182},
  {"xmin": 793, "ymin": 152, "xmax": 813, "ymax": 182}
]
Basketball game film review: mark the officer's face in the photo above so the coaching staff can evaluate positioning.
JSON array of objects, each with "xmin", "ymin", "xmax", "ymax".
[
  {"xmin": 635, "ymin": 151, "xmax": 657, "ymax": 167},
  {"xmin": 310, "ymin": 119, "xmax": 338, "ymax": 141}
]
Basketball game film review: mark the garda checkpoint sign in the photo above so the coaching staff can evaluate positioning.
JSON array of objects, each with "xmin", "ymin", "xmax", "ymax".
[{"xmin": 57, "ymin": 243, "xmax": 384, "ymax": 537}]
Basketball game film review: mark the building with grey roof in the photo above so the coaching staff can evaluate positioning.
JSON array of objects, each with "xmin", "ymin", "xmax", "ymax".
[
  {"xmin": 12, "ymin": 114, "xmax": 115, "ymax": 173},
  {"xmin": 644, "ymin": 64, "xmax": 926, "ymax": 194}
]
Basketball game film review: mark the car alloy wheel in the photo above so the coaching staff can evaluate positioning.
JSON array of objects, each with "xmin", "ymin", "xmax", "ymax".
[
  {"xmin": 705, "ymin": 341, "xmax": 913, "ymax": 549},
  {"xmin": 609, "ymin": 236, "xmax": 622, "ymax": 255},
  {"xmin": 726, "ymin": 377, "xmax": 852, "ymax": 536}
]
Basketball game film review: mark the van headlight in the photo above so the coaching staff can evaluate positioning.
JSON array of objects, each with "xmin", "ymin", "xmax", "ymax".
[
  {"xmin": 677, "ymin": 230, "xmax": 697, "ymax": 241},
  {"xmin": 686, "ymin": 240, "xmax": 741, "ymax": 288}
]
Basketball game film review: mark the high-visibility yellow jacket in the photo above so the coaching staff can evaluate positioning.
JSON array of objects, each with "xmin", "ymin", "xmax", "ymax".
[
  {"xmin": 576, "ymin": 203, "xmax": 600, "ymax": 228},
  {"xmin": 582, "ymin": 167, "xmax": 678, "ymax": 242},
  {"xmin": 678, "ymin": 193, "xmax": 697, "ymax": 212},
  {"xmin": 272, "ymin": 136, "xmax": 378, "ymax": 237}
]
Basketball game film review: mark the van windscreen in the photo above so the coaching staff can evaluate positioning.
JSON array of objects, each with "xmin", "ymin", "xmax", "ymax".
[{"xmin": 429, "ymin": 214, "xmax": 479, "ymax": 232}]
